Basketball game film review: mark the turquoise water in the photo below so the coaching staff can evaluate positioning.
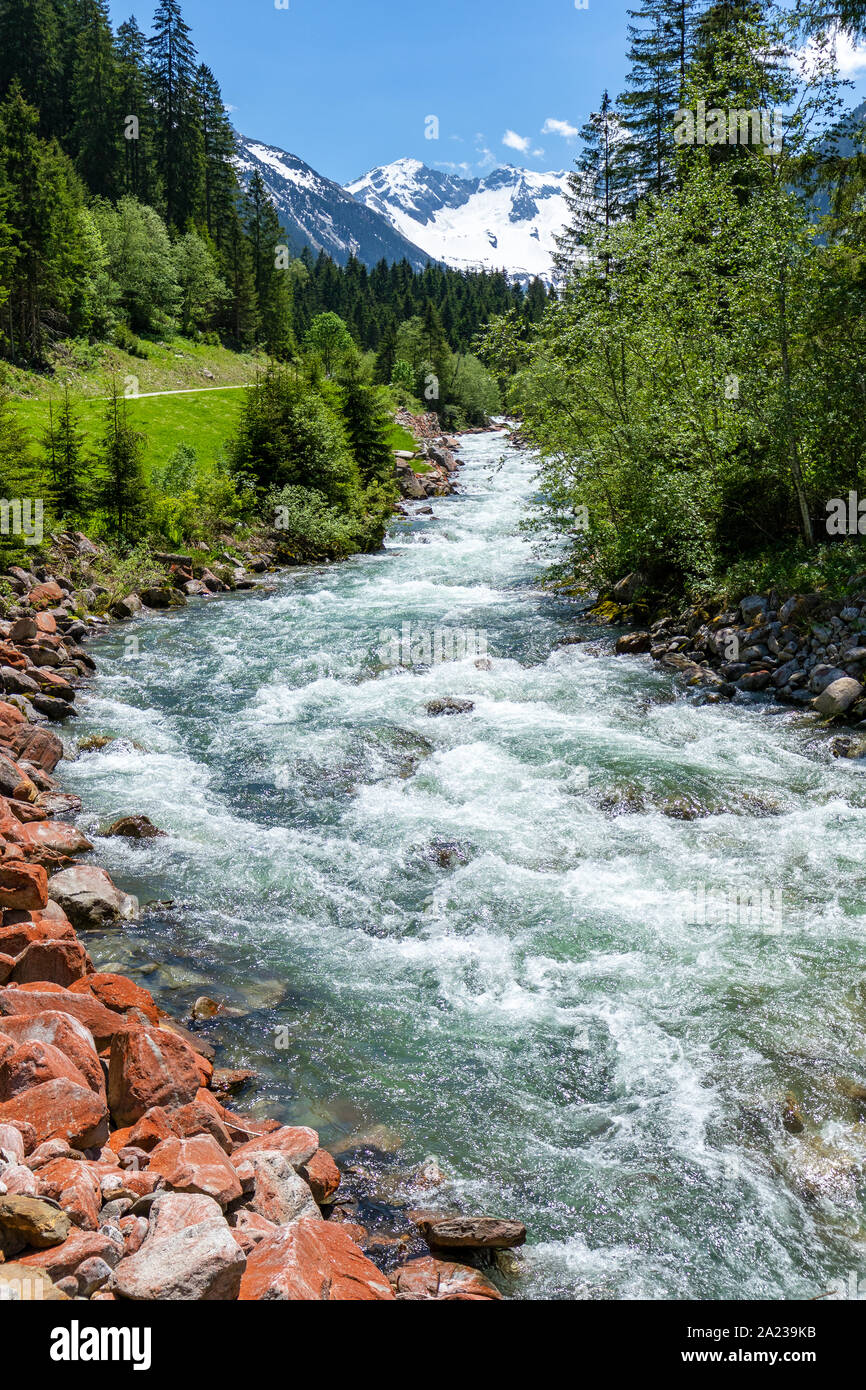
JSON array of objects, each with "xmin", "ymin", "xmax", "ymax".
[{"xmin": 61, "ymin": 430, "xmax": 866, "ymax": 1300}]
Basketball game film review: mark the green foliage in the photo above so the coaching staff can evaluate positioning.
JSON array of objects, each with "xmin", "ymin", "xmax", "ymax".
[{"xmin": 228, "ymin": 367, "xmax": 359, "ymax": 505}]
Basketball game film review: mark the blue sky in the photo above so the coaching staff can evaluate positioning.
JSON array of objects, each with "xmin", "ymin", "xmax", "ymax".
[{"xmin": 109, "ymin": 0, "xmax": 866, "ymax": 185}]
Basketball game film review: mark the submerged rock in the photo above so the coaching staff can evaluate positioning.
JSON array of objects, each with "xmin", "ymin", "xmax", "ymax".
[
  {"xmin": 425, "ymin": 697, "xmax": 475, "ymax": 717},
  {"xmin": 104, "ymin": 815, "xmax": 165, "ymax": 840}
]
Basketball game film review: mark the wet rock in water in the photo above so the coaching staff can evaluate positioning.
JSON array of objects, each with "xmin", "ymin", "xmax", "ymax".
[
  {"xmin": 615, "ymin": 631, "xmax": 652, "ymax": 655},
  {"xmin": 47, "ymin": 865, "xmax": 139, "ymax": 929},
  {"xmin": 211, "ymin": 1067, "xmax": 255, "ymax": 1100},
  {"xmin": 423, "ymin": 838, "xmax": 474, "ymax": 870},
  {"xmin": 77, "ymin": 735, "xmax": 116, "ymax": 752},
  {"xmin": 390, "ymin": 1255, "xmax": 502, "ymax": 1300},
  {"xmin": 330, "ymin": 1123, "xmax": 404, "ymax": 1157},
  {"xmin": 782, "ymin": 1092, "xmax": 805, "ymax": 1134},
  {"xmin": 781, "ymin": 1135, "xmax": 861, "ymax": 1203},
  {"xmin": 425, "ymin": 697, "xmax": 475, "ymax": 717},
  {"xmin": 415, "ymin": 1215, "xmax": 527, "ymax": 1250},
  {"xmin": 110, "ymin": 594, "xmax": 142, "ymax": 620},
  {"xmin": 659, "ymin": 793, "xmax": 713, "ymax": 821},
  {"xmin": 104, "ymin": 814, "xmax": 165, "ymax": 840},
  {"xmin": 835, "ymin": 1077, "xmax": 866, "ymax": 1106},
  {"xmin": 299, "ymin": 1148, "xmax": 341, "ymax": 1205},
  {"xmin": 191, "ymin": 995, "xmax": 222, "ymax": 1021}
]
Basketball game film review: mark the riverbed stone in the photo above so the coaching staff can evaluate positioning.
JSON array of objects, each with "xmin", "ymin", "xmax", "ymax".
[
  {"xmin": 0, "ymin": 1078, "xmax": 109, "ymax": 1149},
  {"xmin": 113, "ymin": 1217, "xmax": 245, "ymax": 1301},
  {"xmin": 47, "ymin": 865, "xmax": 138, "ymax": 928},
  {"xmin": 415, "ymin": 1215, "xmax": 527, "ymax": 1249},
  {"xmin": 238, "ymin": 1217, "xmax": 394, "ymax": 1301},
  {"xmin": 108, "ymin": 1026, "xmax": 202, "ymax": 1126},
  {"xmin": 812, "ymin": 677, "xmax": 863, "ymax": 716},
  {"xmin": 390, "ymin": 1255, "xmax": 502, "ymax": 1300},
  {"xmin": 0, "ymin": 1194, "xmax": 71, "ymax": 1249}
]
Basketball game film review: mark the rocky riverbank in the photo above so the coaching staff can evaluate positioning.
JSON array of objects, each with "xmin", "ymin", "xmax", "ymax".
[
  {"xmin": 0, "ymin": 507, "xmax": 524, "ymax": 1302},
  {"xmin": 600, "ymin": 575, "xmax": 866, "ymax": 737}
]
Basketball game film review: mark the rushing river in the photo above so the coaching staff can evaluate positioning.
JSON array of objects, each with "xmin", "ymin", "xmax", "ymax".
[{"xmin": 61, "ymin": 430, "xmax": 866, "ymax": 1300}]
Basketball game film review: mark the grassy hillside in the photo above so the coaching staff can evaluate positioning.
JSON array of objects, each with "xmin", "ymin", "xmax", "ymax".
[{"xmin": 3, "ymin": 336, "xmax": 265, "ymax": 479}]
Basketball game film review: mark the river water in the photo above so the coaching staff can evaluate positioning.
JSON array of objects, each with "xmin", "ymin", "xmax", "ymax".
[{"xmin": 61, "ymin": 429, "xmax": 866, "ymax": 1300}]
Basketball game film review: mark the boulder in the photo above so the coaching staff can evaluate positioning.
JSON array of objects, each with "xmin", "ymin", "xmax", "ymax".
[
  {"xmin": 425, "ymin": 697, "xmax": 475, "ymax": 717},
  {"xmin": 0, "ymin": 1036, "xmax": 92, "ymax": 1101},
  {"xmin": 415, "ymin": 1215, "xmax": 526, "ymax": 1249},
  {"xmin": 47, "ymin": 865, "xmax": 138, "ymax": 928},
  {"xmin": 0, "ymin": 862, "xmax": 48, "ymax": 912},
  {"xmin": 145, "ymin": 1135, "xmax": 243, "ymax": 1208},
  {"xmin": 68, "ymin": 972, "xmax": 158, "ymax": 1025},
  {"xmin": 104, "ymin": 814, "xmax": 164, "ymax": 840},
  {"xmin": 812, "ymin": 677, "xmax": 863, "ymax": 717},
  {"xmin": 231, "ymin": 1125, "xmax": 318, "ymax": 1168},
  {"xmin": 243, "ymin": 1150, "xmax": 321, "ymax": 1226},
  {"xmin": 108, "ymin": 1026, "xmax": 202, "ymax": 1126},
  {"xmin": 238, "ymin": 1218, "xmax": 394, "ymax": 1301},
  {"xmin": 17, "ymin": 1226, "xmax": 121, "ymax": 1282},
  {"xmin": 0, "ymin": 1195, "xmax": 71, "ymax": 1250},
  {"xmin": 0, "ymin": 1078, "xmax": 109, "ymax": 1149},
  {"xmin": 28, "ymin": 581, "xmax": 64, "ymax": 610},
  {"xmin": 0, "ymin": 988, "xmax": 131, "ymax": 1049},
  {"xmin": 615, "ymin": 631, "xmax": 652, "ymax": 655},
  {"xmin": 113, "ymin": 1219, "xmax": 245, "ymax": 1301},
  {"xmin": 110, "ymin": 594, "xmax": 143, "ymax": 620},
  {"xmin": 0, "ymin": 1011, "xmax": 104, "ymax": 1098},
  {"xmin": 299, "ymin": 1148, "xmax": 341, "ymax": 1204},
  {"xmin": 35, "ymin": 1157, "xmax": 105, "ymax": 1230},
  {"xmin": 4, "ymin": 726, "xmax": 64, "ymax": 774},
  {"xmin": 390, "ymin": 1256, "xmax": 502, "ymax": 1300},
  {"xmin": 0, "ymin": 1260, "xmax": 69, "ymax": 1300},
  {"xmin": 8, "ymin": 938, "xmax": 91, "ymax": 987},
  {"xmin": 146, "ymin": 1191, "xmax": 224, "ymax": 1240}
]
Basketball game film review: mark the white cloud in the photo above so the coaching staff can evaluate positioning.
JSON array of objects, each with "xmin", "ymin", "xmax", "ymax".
[
  {"xmin": 542, "ymin": 117, "xmax": 579, "ymax": 139},
  {"xmin": 797, "ymin": 26, "xmax": 866, "ymax": 78},
  {"xmin": 532, "ymin": 147, "xmax": 545, "ymax": 157},
  {"xmin": 503, "ymin": 129, "xmax": 532, "ymax": 153}
]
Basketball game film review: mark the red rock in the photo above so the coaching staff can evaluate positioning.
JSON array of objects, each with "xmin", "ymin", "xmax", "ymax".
[
  {"xmin": 146, "ymin": 1135, "xmax": 243, "ymax": 1208},
  {"xmin": 415, "ymin": 1215, "xmax": 527, "ymax": 1249},
  {"xmin": 243, "ymin": 1150, "xmax": 321, "ymax": 1226},
  {"xmin": 35, "ymin": 612, "xmax": 57, "ymax": 635},
  {"xmin": 0, "ymin": 702, "xmax": 26, "ymax": 725},
  {"xmin": 36, "ymin": 1158, "xmax": 106, "ymax": 1230},
  {"xmin": 18, "ymin": 1226, "xmax": 120, "ymax": 1281},
  {"xmin": 118, "ymin": 1215, "xmax": 149, "ymax": 1257},
  {"xmin": 9, "ymin": 800, "xmax": 49, "ymax": 823},
  {"xmin": 0, "ymin": 1037, "xmax": 91, "ymax": 1102},
  {"xmin": 0, "ymin": 918, "xmax": 77, "ymax": 957},
  {"xmin": 1, "ymin": 1117, "xmax": 36, "ymax": 1153},
  {"xmin": 0, "ymin": 1078, "xmax": 109, "ymax": 1149},
  {"xmin": 147, "ymin": 1192, "xmax": 224, "ymax": 1239},
  {"xmin": 228, "ymin": 1208, "xmax": 279, "ymax": 1254},
  {"xmin": 389, "ymin": 1256, "xmax": 502, "ymax": 1300},
  {"xmin": 122, "ymin": 1171, "xmax": 161, "ymax": 1197},
  {"xmin": 300, "ymin": 1148, "xmax": 341, "ymax": 1204},
  {"xmin": 0, "ymin": 1119, "xmax": 26, "ymax": 1160},
  {"xmin": 127, "ymin": 1106, "xmax": 178, "ymax": 1153},
  {"xmin": 68, "ymin": 972, "xmax": 158, "ymax": 1025},
  {"xmin": 9, "ymin": 822, "xmax": 93, "ymax": 859},
  {"xmin": 8, "ymin": 938, "xmax": 92, "ymax": 986},
  {"xmin": 0, "ymin": 987, "xmax": 131, "ymax": 1048},
  {"xmin": 238, "ymin": 1218, "xmax": 394, "ymax": 1301},
  {"xmin": 231, "ymin": 1125, "xmax": 319, "ymax": 1168},
  {"xmin": 113, "ymin": 1217, "xmax": 245, "ymax": 1301},
  {"xmin": 5, "ymin": 726, "xmax": 64, "ymax": 774},
  {"xmin": 0, "ymin": 862, "xmax": 48, "ymax": 911},
  {"xmin": 170, "ymin": 1099, "xmax": 232, "ymax": 1153},
  {"xmin": 106, "ymin": 1125, "xmax": 133, "ymax": 1154},
  {"xmin": 28, "ymin": 581, "xmax": 64, "ymax": 609},
  {"xmin": 108, "ymin": 1026, "xmax": 202, "ymax": 1126},
  {"xmin": 1, "ymin": 1161, "xmax": 40, "ymax": 1196},
  {"xmin": 0, "ymin": 1011, "xmax": 105, "ymax": 1098},
  {"xmin": 27, "ymin": 1138, "xmax": 74, "ymax": 1168},
  {"xmin": 0, "ymin": 951, "xmax": 13, "ymax": 983}
]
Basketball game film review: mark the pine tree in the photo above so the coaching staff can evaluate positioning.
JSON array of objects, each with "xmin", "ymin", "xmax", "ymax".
[
  {"xmin": 43, "ymin": 386, "xmax": 88, "ymax": 516},
  {"xmin": 556, "ymin": 90, "xmax": 629, "ymax": 274},
  {"xmin": 97, "ymin": 380, "xmax": 147, "ymax": 540},
  {"xmin": 338, "ymin": 363, "xmax": 395, "ymax": 485},
  {"xmin": 193, "ymin": 64, "xmax": 238, "ymax": 247},
  {"xmin": 0, "ymin": 0, "xmax": 61, "ymax": 136},
  {"xmin": 70, "ymin": 0, "xmax": 121, "ymax": 199},
  {"xmin": 116, "ymin": 17, "xmax": 155, "ymax": 204},
  {"xmin": 147, "ymin": 0, "xmax": 202, "ymax": 228},
  {"xmin": 618, "ymin": 0, "xmax": 700, "ymax": 207}
]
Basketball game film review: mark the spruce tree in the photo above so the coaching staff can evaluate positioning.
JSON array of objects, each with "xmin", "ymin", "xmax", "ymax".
[
  {"xmin": 338, "ymin": 363, "xmax": 395, "ymax": 485},
  {"xmin": 116, "ymin": 17, "xmax": 155, "ymax": 204},
  {"xmin": 147, "ymin": 0, "xmax": 202, "ymax": 227},
  {"xmin": 71, "ymin": 0, "xmax": 121, "ymax": 199},
  {"xmin": 43, "ymin": 386, "xmax": 88, "ymax": 517},
  {"xmin": 97, "ymin": 380, "xmax": 147, "ymax": 540},
  {"xmin": 194, "ymin": 64, "xmax": 238, "ymax": 247}
]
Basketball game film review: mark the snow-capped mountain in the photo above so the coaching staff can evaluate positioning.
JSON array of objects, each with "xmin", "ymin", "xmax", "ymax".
[
  {"xmin": 347, "ymin": 159, "xmax": 573, "ymax": 283},
  {"xmin": 235, "ymin": 135, "xmax": 433, "ymax": 270}
]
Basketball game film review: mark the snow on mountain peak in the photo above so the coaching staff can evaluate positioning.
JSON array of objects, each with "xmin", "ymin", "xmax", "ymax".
[{"xmin": 347, "ymin": 159, "xmax": 573, "ymax": 282}]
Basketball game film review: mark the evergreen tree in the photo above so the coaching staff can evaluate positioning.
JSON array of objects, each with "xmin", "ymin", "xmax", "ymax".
[
  {"xmin": 43, "ymin": 385, "xmax": 88, "ymax": 516},
  {"xmin": 116, "ymin": 17, "xmax": 155, "ymax": 203},
  {"xmin": 147, "ymin": 0, "xmax": 202, "ymax": 227},
  {"xmin": 556, "ymin": 90, "xmax": 629, "ymax": 273},
  {"xmin": 618, "ymin": 0, "xmax": 700, "ymax": 206},
  {"xmin": 97, "ymin": 380, "xmax": 147, "ymax": 540},
  {"xmin": 0, "ymin": 0, "xmax": 61, "ymax": 135},
  {"xmin": 338, "ymin": 363, "xmax": 395, "ymax": 485},
  {"xmin": 70, "ymin": 0, "xmax": 121, "ymax": 199},
  {"xmin": 193, "ymin": 63, "xmax": 238, "ymax": 247}
]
